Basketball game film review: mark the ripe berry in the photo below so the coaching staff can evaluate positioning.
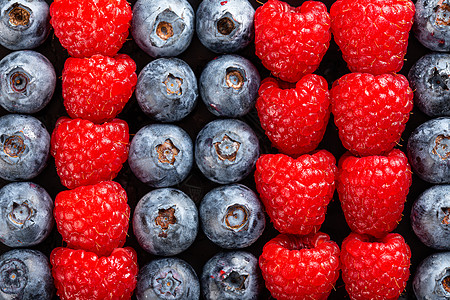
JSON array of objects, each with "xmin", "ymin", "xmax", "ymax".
[{"xmin": 413, "ymin": 252, "xmax": 450, "ymax": 299}]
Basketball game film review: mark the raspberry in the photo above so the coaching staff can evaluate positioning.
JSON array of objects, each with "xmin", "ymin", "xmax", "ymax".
[
  {"xmin": 259, "ymin": 232, "xmax": 340, "ymax": 300},
  {"xmin": 51, "ymin": 117, "xmax": 129, "ymax": 189},
  {"xmin": 331, "ymin": 73, "xmax": 413, "ymax": 157},
  {"xmin": 54, "ymin": 181, "xmax": 130, "ymax": 257},
  {"xmin": 330, "ymin": 0, "xmax": 415, "ymax": 74},
  {"xmin": 62, "ymin": 54, "xmax": 137, "ymax": 124},
  {"xmin": 254, "ymin": 0, "xmax": 331, "ymax": 82},
  {"xmin": 338, "ymin": 149, "xmax": 412, "ymax": 237},
  {"xmin": 341, "ymin": 233, "xmax": 411, "ymax": 300},
  {"xmin": 254, "ymin": 150, "xmax": 337, "ymax": 235},
  {"xmin": 256, "ymin": 75, "xmax": 330, "ymax": 157},
  {"xmin": 51, "ymin": 247, "xmax": 138, "ymax": 300},
  {"xmin": 50, "ymin": 0, "xmax": 132, "ymax": 58}
]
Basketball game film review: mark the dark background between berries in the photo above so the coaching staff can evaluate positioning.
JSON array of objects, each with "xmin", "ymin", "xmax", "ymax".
[{"xmin": 0, "ymin": 0, "xmax": 435, "ymax": 299}]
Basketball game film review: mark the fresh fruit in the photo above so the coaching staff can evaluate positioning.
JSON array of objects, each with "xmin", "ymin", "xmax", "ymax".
[
  {"xmin": 199, "ymin": 54, "xmax": 260, "ymax": 117},
  {"xmin": 413, "ymin": 251, "xmax": 450, "ymax": 299},
  {"xmin": 199, "ymin": 184, "xmax": 265, "ymax": 249},
  {"xmin": 136, "ymin": 58, "xmax": 198, "ymax": 122},
  {"xmin": 254, "ymin": 0, "xmax": 331, "ymax": 82},
  {"xmin": 201, "ymin": 251, "xmax": 262, "ymax": 300},
  {"xmin": 411, "ymin": 184, "xmax": 450, "ymax": 249},
  {"xmin": 337, "ymin": 149, "xmax": 412, "ymax": 238},
  {"xmin": 132, "ymin": 188, "xmax": 198, "ymax": 256},
  {"xmin": 195, "ymin": 119, "xmax": 260, "ymax": 184},
  {"xmin": 407, "ymin": 117, "xmax": 450, "ymax": 184},
  {"xmin": 340, "ymin": 233, "xmax": 411, "ymax": 300},
  {"xmin": 259, "ymin": 232, "xmax": 340, "ymax": 300},
  {"xmin": 256, "ymin": 75, "xmax": 330, "ymax": 157},
  {"xmin": 254, "ymin": 150, "xmax": 337, "ymax": 235},
  {"xmin": 135, "ymin": 257, "xmax": 200, "ymax": 300},
  {"xmin": 51, "ymin": 247, "xmax": 138, "ymax": 300},
  {"xmin": 50, "ymin": 117, "xmax": 129, "ymax": 189},
  {"xmin": 196, "ymin": 0, "xmax": 255, "ymax": 53},
  {"xmin": 131, "ymin": 0, "xmax": 194, "ymax": 58},
  {"xmin": 331, "ymin": 72, "xmax": 413, "ymax": 156},
  {"xmin": 62, "ymin": 54, "xmax": 137, "ymax": 124},
  {"xmin": 330, "ymin": 0, "xmax": 415, "ymax": 74},
  {"xmin": 54, "ymin": 181, "xmax": 130, "ymax": 257},
  {"xmin": 0, "ymin": 114, "xmax": 50, "ymax": 181}
]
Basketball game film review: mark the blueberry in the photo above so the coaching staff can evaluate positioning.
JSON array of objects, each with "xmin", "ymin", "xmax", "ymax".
[
  {"xmin": 195, "ymin": 119, "xmax": 260, "ymax": 184},
  {"xmin": 412, "ymin": 184, "xmax": 450, "ymax": 250},
  {"xmin": 196, "ymin": 0, "xmax": 255, "ymax": 53},
  {"xmin": 136, "ymin": 58, "xmax": 198, "ymax": 122},
  {"xmin": 407, "ymin": 117, "xmax": 450, "ymax": 184},
  {"xmin": 413, "ymin": 251, "xmax": 450, "ymax": 299},
  {"xmin": 201, "ymin": 251, "xmax": 262, "ymax": 300},
  {"xmin": 0, "ymin": 249, "xmax": 54, "ymax": 299},
  {"xmin": 132, "ymin": 188, "xmax": 198, "ymax": 256},
  {"xmin": 136, "ymin": 257, "xmax": 200, "ymax": 300},
  {"xmin": 128, "ymin": 124, "xmax": 193, "ymax": 188},
  {"xmin": 131, "ymin": 0, "xmax": 194, "ymax": 58},
  {"xmin": 199, "ymin": 184, "xmax": 265, "ymax": 249},
  {"xmin": 0, "ymin": 50, "xmax": 56, "ymax": 113},
  {"xmin": 0, "ymin": 114, "xmax": 50, "ymax": 181},
  {"xmin": 199, "ymin": 55, "xmax": 260, "ymax": 117},
  {"xmin": 0, "ymin": 0, "xmax": 50, "ymax": 50}
]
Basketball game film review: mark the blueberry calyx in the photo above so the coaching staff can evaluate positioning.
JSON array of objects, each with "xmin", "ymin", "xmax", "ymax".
[
  {"xmin": 434, "ymin": 2, "xmax": 450, "ymax": 27},
  {"xmin": 432, "ymin": 134, "xmax": 450, "ymax": 159},
  {"xmin": 7, "ymin": 4, "xmax": 31, "ymax": 28},
  {"xmin": 155, "ymin": 207, "xmax": 177, "ymax": 238},
  {"xmin": 436, "ymin": 270, "xmax": 450, "ymax": 296},
  {"xmin": 157, "ymin": 21, "xmax": 174, "ymax": 41},
  {"xmin": 214, "ymin": 134, "xmax": 240, "ymax": 162},
  {"xmin": 429, "ymin": 67, "xmax": 450, "ymax": 90},
  {"xmin": 7, "ymin": 200, "xmax": 35, "ymax": 229},
  {"xmin": 156, "ymin": 139, "xmax": 180, "ymax": 165},
  {"xmin": 164, "ymin": 74, "xmax": 183, "ymax": 95},
  {"xmin": 9, "ymin": 69, "xmax": 30, "ymax": 94},
  {"xmin": 1, "ymin": 132, "xmax": 29, "ymax": 165},
  {"xmin": 216, "ymin": 13, "xmax": 236, "ymax": 36},
  {"xmin": 0, "ymin": 258, "xmax": 27, "ymax": 294},
  {"xmin": 152, "ymin": 9, "xmax": 186, "ymax": 48},
  {"xmin": 226, "ymin": 67, "xmax": 245, "ymax": 90},
  {"xmin": 221, "ymin": 270, "xmax": 248, "ymax": 294},
  {"xmin": 223, "ymin": 204, "xmax": 249, "ymax": 232},
  {"xmin": 154, "ymin": 270, "xmax": 182, "ymax": 298}
]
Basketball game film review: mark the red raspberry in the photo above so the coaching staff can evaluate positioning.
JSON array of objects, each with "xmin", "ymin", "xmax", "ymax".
[
  {"xmin": 330, "ymin": 0, "xmax": 415, "ymax": 74},
  {"xmin": 54, "ymin": 181, "xmax": 130, "ymax": 257},
  {"xmin": 50, "ymin": 0, "xmax": 132, "ymax": 58},
  {"xmin": 259, "ymin": 232, "xmax": 340, "ymax": 300},
  {"xmin": 338, "ymin": 149, "xmax": 412, "ymax": 238},
  {"xmin": 51, "ymin": 117, "xmax": 129, "ymax": 189},
  {"xmin": 254, "ymin": 150, "xmax": 337, "ymax": 235},
  {"xmin": 341, "ymin": 233, "xmax": 411, "ymax": 300},
  {"xmin": 256, "ymin": 75, "xmax": 330, "ymax": 157},
  {"xmin": 62, "ymin": 54, "xmax": 137, "ymax": 124},
  {"xmin": 254, "ymin": 0, "xmax": 331, "ymax": 82},
  {"xmin": 331, "ymin": 73, "xmax": 413, "ymax": 157},
  {"xmin": 51, "ymin": 247, "xmax": 138, "ymax": 300}
]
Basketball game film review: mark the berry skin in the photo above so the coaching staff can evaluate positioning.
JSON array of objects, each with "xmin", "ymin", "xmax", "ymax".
[
  {"xmin": 259, "ymin": 232, "xmax": 340, "ymax": 300},
  {"xmin": 0, "ymin": 0, "xmax": 50, "ymax": 50},
  {"xmin": 256, "ymin": 75, "xmax": 330, "ymax": 157},
  {"xmin": 54, "ymin": 181, "xmax": 130, "ymax": 257},
  {"xmin": 330, "ymin": 0, "xmax": 415, "ymax": 74},
  {"xmin": 254, "ymin": 0, "xmax": 331, "ymax": 83},
  {"xmin": 337, "ymin": 149, "xmax": 412, "ymax": 238},
  {"xmin": 254, "ymin": 150, "xmax": 337, "ymax": 235},
  {"xmin": 50, "ymin": 247, "xmax": 138, "ymax": 300},
  {"xmin": 340, "ymin": 233, "xmax": 411, "ymax": 300},
  {"xmin": 413, "ymin": 252, "xmax": 450, "ymax": 299},
  {"xmin": 62, "ymin": 54, "xmax": 137, "ymax": 124},
  {"xmin": 49, "ymin": 0, "xmax": 132, "ymax": 58},
  {"xmin": 50, "ymin": 117, "xmax": 129, "ymax": 189},
  {"xmin": 331, "ymin": 73, "xmax": 413, "ymax": 157}
]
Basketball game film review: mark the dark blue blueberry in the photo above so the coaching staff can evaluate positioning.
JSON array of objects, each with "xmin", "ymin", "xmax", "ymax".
[
  {"xmin": 407, "ymin": 117, "xmax": 450, "ymax": 184},
  {"xmin": 131, "ymin": 0, "xmax": 194, "ymax": 58},
  {"xmin": 199, "ymin": 55, "xmax": 260, "ymax": 117},
  {"xmin": 136, "ymin": 58, "xmax": 198, "ymax": 122},
  {"xmin": 413, "ymin": 251, "xmax": 450, "ymax": 299},
  {"xmin": 201, "ymin": 251, "xmax": 262, "ymax": 300},
  {"xmin": 128, "ymin": 124, "xmax": 193, "ymax": 188},
  {"xmin": 132, "ymin": 188, "xmax": 198, "ymax": 256},
  {"xmin": 199, "ymin": 184, "xmax": 265, "ymax": 249},
  {"xmin": 196, "ymin": 0, "xmax": 254, "ymax": 53},
  {"xmin": 0, "ymin": 114, "xmax": 50, "ymax": 181},
  {"xmin": 0, "ymin": 249, "xmax": 54, "ymax": 299},
  {"xmin": 195, "ymin": 119, "xmax": 260, "ymax": 184},
  {"xmin": 0, "ymin": 182, "xmax": 53, "ymax": 247},
  {"xmin": 136, "ymin": 257, "xmax": 200, "ymax": 300},
  {"xmin": 408, "ymin": 53, "xmax": 450, "ymax": 117},
  {"xmin": 0, "ymin": 0, "xmax": 50, "ymax": 50},
  {"xmin": 0, "ymin": 50, "xmax": 56, "ymax": 113}
]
